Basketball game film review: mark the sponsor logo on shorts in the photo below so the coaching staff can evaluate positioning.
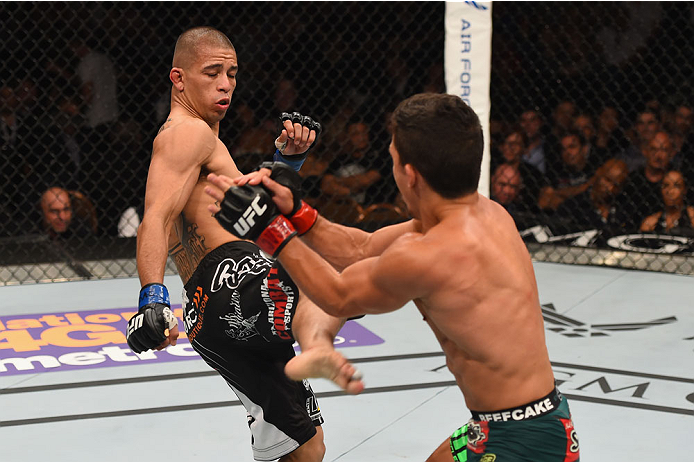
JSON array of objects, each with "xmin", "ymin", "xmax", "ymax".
[
  {"xmin": 211, "ymin": 255, "xmax": 272, "ymax": 293},
  {"xmin": 303, "ymin": 380, "xmax": 322, "ymax": 421},
  {"xmin": 220, "ymin": 290, "xmax": 261, "ymax": 341},
  {"xmin": 466, "ymin": 420, "xmax": 488, "ymax": 454},
  {"xmin": 260, "ymin": 268, "xmax": 294, "ymax": 340},
  {"xmin": 184, "ymin": 286, "xmax": 208, "ymax": 341},
  {"xmin": 561, "ymin": 418, "xmax": 580, "ymax": 461},
  {"xmin": 480, "ymin": 455, "xmax": 496, "ymax": 462},
  {"xmin": 477, "ymin": 397, "xmax": 556, "ymax": 422}
]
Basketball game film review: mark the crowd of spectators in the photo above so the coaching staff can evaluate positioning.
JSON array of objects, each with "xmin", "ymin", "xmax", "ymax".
[
  {"xmin": 490, "ymin": 100, "xmax": 694, "ymax": 242},
  {"xmin": 0, "ymin": 2, "xmax": 440, "ymax": 243},
  {"xmin": 2, "ymin": 2, "xmax": 694, "ymax": 258}
]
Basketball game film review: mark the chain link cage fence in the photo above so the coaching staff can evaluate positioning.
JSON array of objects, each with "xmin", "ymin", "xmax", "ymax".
[{"xmin": 1, "ymin": 2, "xmax": 693, "ymax": 285}]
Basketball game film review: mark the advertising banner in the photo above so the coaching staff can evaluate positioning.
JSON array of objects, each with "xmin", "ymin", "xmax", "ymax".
[
  {"xmin": 444, "ymin": 1, "xmax": 493, "ymax": 196},
  {"xmin": 0, "ymin": 306, "xmax": 384, "ymax": 376}
]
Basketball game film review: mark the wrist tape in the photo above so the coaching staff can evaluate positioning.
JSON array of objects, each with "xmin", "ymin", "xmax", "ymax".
[
  {"xmin": 273, "ymin": 149, "xmax": 306, "ymax": 172},
  {"xmin": 256, "ymin": 215, "xmax": 298, "ymax": 257},
  {"xmin": 289, "ymin": 201, "xmax": 318, "ymax": 235},
  {"xmin": 139, "ymin": 283, "xmax": 170, "ymax": 310}
]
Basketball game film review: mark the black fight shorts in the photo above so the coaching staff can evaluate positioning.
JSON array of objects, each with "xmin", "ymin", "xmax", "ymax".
[{"xmin": 182, "ymin": 241, "xmax": 323, "ymax": 461}]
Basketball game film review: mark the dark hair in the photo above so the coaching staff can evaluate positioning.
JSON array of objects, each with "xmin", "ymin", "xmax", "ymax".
[
  {"xmin": 504, "ymin": 125, "xmax": 529, "ymax": 148},
  {"xmin": 392, "ymin": 93, "xmax": 483, "ymax": 198},
  {"xmin": 561, "ymin": 130, "xmax": 586, "ymax": 147},
  {"xmin": 636, "ymin": 106, "xmax": 661, "ymax": 123}
]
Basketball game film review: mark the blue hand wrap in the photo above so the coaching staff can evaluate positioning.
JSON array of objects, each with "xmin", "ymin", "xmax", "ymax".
[
  {"xmin": 273, "ymin": 149, "xmax": 306, "ymax": 172},
  {"xmin": 138, "ymin": 283, "xmax": 170, "ymax": 310}
]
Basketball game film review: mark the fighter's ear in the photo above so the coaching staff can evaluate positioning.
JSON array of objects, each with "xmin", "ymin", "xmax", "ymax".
[
  {"xmin": 404, "ymin": 163, "xmax": 418, "ymax": 189},
  {"xmin": 170, "ymin": 67, "xmax": 184, "ymax": 91}
]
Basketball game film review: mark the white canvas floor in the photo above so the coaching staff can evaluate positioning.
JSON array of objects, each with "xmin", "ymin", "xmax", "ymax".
[{"xmin": 1, "ymin": 261, "xmax": 692, "ymax": 461}]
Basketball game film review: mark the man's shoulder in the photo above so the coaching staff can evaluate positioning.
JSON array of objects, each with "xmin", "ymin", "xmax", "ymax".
[
  {"xmin": 154, "ymin": 117, "xmax": 216, "ymax": 149},
  {"xmin": 152, "ymin": 117, "xmax": 217, "ymax": 164}
]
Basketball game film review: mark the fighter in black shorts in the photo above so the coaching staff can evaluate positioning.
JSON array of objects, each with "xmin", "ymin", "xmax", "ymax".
[
  {"xmin": 124, "ymin": 26, "xmax": 362, "ymax": 462},
  {"xmin": 183, "ymin": 241, "xmax": 323, "ymax": 460}
]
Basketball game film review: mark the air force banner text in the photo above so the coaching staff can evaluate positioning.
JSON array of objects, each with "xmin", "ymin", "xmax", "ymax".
[{"xmin": 444, "ymin": 1, "xmax": 492, "ymax": 196}]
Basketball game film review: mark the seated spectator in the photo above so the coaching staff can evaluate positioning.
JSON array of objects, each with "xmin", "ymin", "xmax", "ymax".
[
  {"xmin": 594, "ymin": 105, "xmax": 629, "ymax": 164},
  {"xmin": 518, "ymin": 109, "xmax": 548, "ymax": 173},
  {"xmin": 539, "ymin": 131, "xmax": 596, "ymax": 210},
  {"xmin": 490, "ymin": 163, "xmax": 539, "ymax": 229},
  {"xmin": 321, "ymin": 120, "xmax": 394, "ymax": 206},
  {"xmin": 550, "ymin": 100, "xmax": 576, "ymax": 142},
  {"xmin": 639, "ymin": 170, "xmax": 694, "ymax": 236},
  {"xmin": 618, "ymin": 107, "xmax": 661, "ymax": 172},
  {"xmin": 617, "ymin": 131, "xmax": 677, "ymax": 231},
  {"xmin": 40, "ymin": 187, "xmax": 94, "ymax": 239},
  {"xmin": 491, "ymin": 163, "xmax": 523, "ymax": 208},
  {"xmin": 493, "ymin": 128, "xmax": 549, "ymax": 208},
  {"xmin": 573, "ymin": 113, "xmax": 596, "ymax": 149},
  {"xmin": 548, "ymin": 130, "xmax": 598, "ymax": 187},
  {"xmin": 554, "ymin": 158, "xmax": 629, "ymax": 236}
]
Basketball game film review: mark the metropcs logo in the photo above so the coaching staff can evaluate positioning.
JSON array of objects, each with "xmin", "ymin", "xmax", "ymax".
[
  {"xmin": 0, "ymin": 307, "xmax": 384, "ymax": 376},
  {"xmin": 541, "ymin": 303, "xmax": 677, "ymax": 337}
]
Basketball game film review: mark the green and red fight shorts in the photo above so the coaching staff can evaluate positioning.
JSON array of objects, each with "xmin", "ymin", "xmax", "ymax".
[{"xmin": 450, "ymin": 387, "xmax": 579, "ymax": 462}]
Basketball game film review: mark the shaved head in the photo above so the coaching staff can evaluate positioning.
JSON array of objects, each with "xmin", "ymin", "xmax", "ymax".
[
  {"xmin": 41, "ymin": 187, "xmax": 73, "ymax": 234},
  {"xmin": 173, "ymin": 26, "xmax": 235, "ymax": 68}
]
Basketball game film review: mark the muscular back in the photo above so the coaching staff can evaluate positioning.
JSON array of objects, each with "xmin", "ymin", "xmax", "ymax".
[{"xmin": 410, "ymin": 195, "xmax": 554, "ymax": 411}]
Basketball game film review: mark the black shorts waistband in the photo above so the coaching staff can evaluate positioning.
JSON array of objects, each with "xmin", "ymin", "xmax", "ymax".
[
  {"xmin": 183, "ymin": 241, "xmax": 262, "ymax": 291},
  {"xmin": 470, "ymin": 387, "xmax": 562, "ymax": 422}
]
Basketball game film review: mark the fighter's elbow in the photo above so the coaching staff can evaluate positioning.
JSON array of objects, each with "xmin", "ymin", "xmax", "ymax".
[{"xmin": 320, "ymin": 285, "xmax": 360, "ymax": 318}]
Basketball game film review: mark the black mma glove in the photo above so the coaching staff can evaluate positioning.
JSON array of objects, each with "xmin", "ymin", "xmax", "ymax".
[
  {"xmin": 214, "ymin": 183, "xmax": 298, "ymax": 256},
  {"xmin": 274, "ymin": 112, "xmax": 322, "ymax": 171},
  {"xmin": 257, "ymin": 161, "xmax": 318, "ymax": 235},
  {"xmin": 126, "ymin": 283, "xmax": 178, "ymax": 354}
]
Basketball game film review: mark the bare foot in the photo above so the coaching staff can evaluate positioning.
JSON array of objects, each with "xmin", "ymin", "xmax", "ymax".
[{"xmin": 285, "ymin": 348, "xmax": 365, "ymax": 395}]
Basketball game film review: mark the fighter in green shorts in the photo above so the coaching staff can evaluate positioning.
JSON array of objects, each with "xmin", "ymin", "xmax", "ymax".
[{"xmin": 450, "ymin": 388, "xmax": 580, "ymax": 462}]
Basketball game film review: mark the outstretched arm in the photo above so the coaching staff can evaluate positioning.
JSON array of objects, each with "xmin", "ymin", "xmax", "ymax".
[
  {"xmin": 298, "ymin": 214, "xmax": 418, "ymax": 271},
  {"xmin": 276, "ymin": 232, "xmax": 427, "ymax": 318},
  {"xmin": 207, "ymin": 170, "xmax": 419, "ymax": 270},
  {"xmin": 204, "ymin": 173, "xmax": 429, "ymax": 317}
]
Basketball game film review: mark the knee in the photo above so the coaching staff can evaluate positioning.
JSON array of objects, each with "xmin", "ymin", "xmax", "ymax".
[
  {"xmin": 306, "ymin": 437, "xmax": 326, "ymax": 462},
  {"xmin": 281, "ymin": 428, "xmax": 325, "ymax": 462}
]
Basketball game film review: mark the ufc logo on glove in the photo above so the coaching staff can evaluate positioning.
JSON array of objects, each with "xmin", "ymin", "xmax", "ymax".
[
  {"xmin": 233, "ymin": 195, "xmax": 269, "ymax": 236},
  {"xmin": 127, "ymin": 313, "xmax": 144, "ymax": 337}
]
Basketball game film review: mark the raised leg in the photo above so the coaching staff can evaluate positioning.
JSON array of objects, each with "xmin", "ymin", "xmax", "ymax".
[{"xmin": 288, "ymin": 289, "xmax": 364, "ymax": 395}]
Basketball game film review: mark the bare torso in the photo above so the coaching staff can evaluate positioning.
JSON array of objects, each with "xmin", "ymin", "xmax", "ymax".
[
  {"xmin": 155, "ymin": 114, "xmax": 244, "ymax": 284},
  {"xmin": 412, "ymin": 194, "xmax": 554, "ymax": 411}
]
